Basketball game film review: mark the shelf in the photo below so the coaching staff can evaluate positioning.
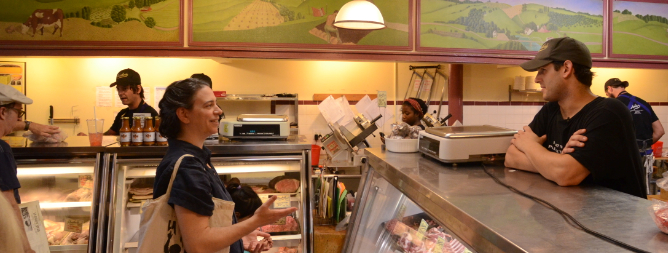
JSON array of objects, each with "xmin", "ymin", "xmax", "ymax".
[
  {"xmin": 126, "ymin": 163, "xmax": 301, "ymax": 178},
  {"xmin": 17, "ymin": 166, "xmax": 94, "ymax": 176},
  {"xmin": 217, "ymin": 94, "xmax": 298, "ymax": 101},
  {"xmin": 41, "ymin": 201, "xmax": 91, "ymax": 209},
  {"xmin": 123, "ymin": 235, "xmax": 300, "ymax": 249},
  {"xmin": 50, "ymin": 244, "xmax": 87, "ymax": 252},
  {"xmin": 312, "ymin": 174, "xmax": 362, "ymax": 179},
  {"xmin": 124, "ymin": 241, "xmax": 138, "ymax": 248},
  {"xmin": 126, "ymin": 202, "xmax": 143, "ymax": 208},
  {"xmin": 510, "ymin": 89, "xmax": 541, "ymax": 93}
]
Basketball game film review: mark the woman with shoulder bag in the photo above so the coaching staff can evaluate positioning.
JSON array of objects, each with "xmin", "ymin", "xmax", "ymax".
[{"xmin": 141, "ymin": 78, "xmax": 297, "ymax": 253}]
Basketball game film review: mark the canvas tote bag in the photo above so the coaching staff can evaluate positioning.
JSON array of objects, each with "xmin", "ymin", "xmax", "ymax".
[{"xmin": 137, "ymin": 154, "xmax": 235, "ymax": 253}]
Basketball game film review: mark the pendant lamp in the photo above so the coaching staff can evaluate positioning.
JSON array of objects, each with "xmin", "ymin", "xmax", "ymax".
[{"xmin": 333, "ymin": 0, "xmax": 385, "ymax": 30}]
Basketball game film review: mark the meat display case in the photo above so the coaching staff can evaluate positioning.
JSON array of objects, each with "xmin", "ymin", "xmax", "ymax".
[
  {"xmin": 9, "ymin": 136, "xmax": 117, "ymax": 253},
  {"xmin": 104, "ymin": 138, "xmax": 313, "ymax": 253},
  {"xmin": 344, "ymin": 148, "xmax": 668, "ymax": 253}
]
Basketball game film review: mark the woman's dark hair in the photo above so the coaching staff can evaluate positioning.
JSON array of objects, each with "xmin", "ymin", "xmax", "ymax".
[
  {"xmin": 406, "ymin": 97, "xmax": 428, "ymax": 116},
  {"xmin": 158, "ymin": 78, "xmax": 209, "ymax": 139},
  {"xmin": 226, "ymin": 182, "xmax": 263, "ymax": 220},
  {"xmin": 604, "ymin": 78, "xmax": 629, "ymax": 89},
  {"xmin": 552, "ymin": 61, "xmax": 595, "ymax": 87},
  {"xmin": 190, "ymin": 73, "xmax": 212, "ymax": 88}
]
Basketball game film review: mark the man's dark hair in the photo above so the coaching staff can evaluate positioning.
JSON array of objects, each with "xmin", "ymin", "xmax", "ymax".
[
  {"xmin": 190, "ymin": 73, "xmax": 212, "ymax": 88},
  {"xmin": 158, "ymin": 78, "xmax": 209, "ymax": 139},
  {"xmin": 227, "ymin": 183, "xmax": 263, "ymax": 220},
  {"xmin": 117, "ymin": 84, "xmax": 145, "ymax": 99},
  {"xmin": 552, "ymin": 61, "xmax": 595, "ymax": 87}
]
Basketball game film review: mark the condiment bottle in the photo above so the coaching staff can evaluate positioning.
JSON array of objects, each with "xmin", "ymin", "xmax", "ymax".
[
  {"xmin": 143, "ymin": 116, "xmax": 155, "ymax": 146},
  {"xmin": 155, "ymin": 116, "xmax": 168, "ymax": 146},
  {"xmin": 131, "ymin": 116, "xmax": 143, "ymax": 146},
  {"xmin": 119, "ymin": 117, "xmax": 131, "ymax": 147}
]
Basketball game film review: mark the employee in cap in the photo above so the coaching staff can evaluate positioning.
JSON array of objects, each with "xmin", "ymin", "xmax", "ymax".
[
  {"xmin": 504, "ymin": 37, "xmax": 646, "ymax": 198},
  {"xmin": 604, "ymin": 78, "xmax": 664, "ymax": 149},
  {"xmin": 0, "ymin": 84, "xmax": 36, "ymax": 253},
  {"xmin": 104, "ymin": 69, "xmax": 158, "ymax": 135}
]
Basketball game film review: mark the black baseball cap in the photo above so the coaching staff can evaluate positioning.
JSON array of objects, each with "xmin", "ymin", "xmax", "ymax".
[
  {"xmin": 520, "ymin": 37, "xmax": 592, "ymax": 72},
  {"xmin": 110, "ymin": 68, "xmax": 141, "ymax": 87}
]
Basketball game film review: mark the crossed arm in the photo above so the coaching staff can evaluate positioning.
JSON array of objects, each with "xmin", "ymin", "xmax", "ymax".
[{"xmin": 504, "ymin": 126, "xmax": 590, "ymax": 186}]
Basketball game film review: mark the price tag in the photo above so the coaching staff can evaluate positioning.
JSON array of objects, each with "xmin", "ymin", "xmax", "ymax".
[
  {"xmin": 274, "ymin": 195, "xmax": 291, "ymax": 208},
  {"xmin": 79, "ymin": 175, "xmax": 93, "ymax": 189},
  {"xmin": 435, "ymin": 237, "xmax": 446, "ymax": 253},
  {"xmin": 259, "ymin": 194, "xmax": 270, "ymax": 203},
  {"xmin": 417, "ymin": 219, "xmax": 429, "ymax": 241},
  {"xmin": 64, "ymin": 218, "xmax": 83, "ymax": 233}
]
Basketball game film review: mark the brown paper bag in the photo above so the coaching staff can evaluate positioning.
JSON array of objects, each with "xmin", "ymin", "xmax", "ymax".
[{"xmin": 137, "ymin": 154, "xmax": 235, "ymax": 253}]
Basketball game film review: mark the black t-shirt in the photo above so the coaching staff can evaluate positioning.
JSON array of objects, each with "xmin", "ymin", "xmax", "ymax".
[
  {"xmin": 615, "ymin": 91, "xmax": 659, "ymax": 145},
  {"xmin": 529, "ymin": 97, "xmax": 646, "ymax": 198},
  {"xmin": 108, "ymin": 100, "xmax": 158, "ymax": 134},
  {"xmin": 153, "ymin": 139, "xmax": 244, "ymax": 253},
  {"xmin": 0, "ymin": 139, "xmax": 20, "ymax": 203}
]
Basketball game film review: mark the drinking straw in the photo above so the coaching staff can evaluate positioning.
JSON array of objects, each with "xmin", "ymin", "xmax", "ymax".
[{"xmin": 93, "ymin": 107, "xmax": 97, "ymax": 133}]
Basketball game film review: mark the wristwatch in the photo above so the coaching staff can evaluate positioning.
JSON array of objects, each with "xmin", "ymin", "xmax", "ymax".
[{"xmin": 23, "ymin": 121, "xmax": 31, "ymax": 131}]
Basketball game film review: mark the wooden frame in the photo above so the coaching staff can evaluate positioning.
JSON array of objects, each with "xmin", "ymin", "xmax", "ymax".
[
  {"xmin": 416, "ymin": 0, "xmax": 607, "ymax": 58},
  {"xmin": 188, "ymin": 0, "xmax": 413, "ymax": 51},
  {"xmin": 608, "ymin": 0, "xmax": 668, "ymax": 60},
  {"xmin": 0, "ymin": 0, "xmax": 184, "ymax": 47}
]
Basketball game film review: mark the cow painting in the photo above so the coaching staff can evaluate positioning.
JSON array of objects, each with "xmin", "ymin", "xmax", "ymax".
[{"xmin": 21, "ymin": 9, "xmax": 64, "ymax": 37}]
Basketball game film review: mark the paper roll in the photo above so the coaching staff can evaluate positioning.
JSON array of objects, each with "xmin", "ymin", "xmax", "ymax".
[
  {"xmin": 513, "ymin": 76, "xmax": 525, "ymax": 90},
  {"xmin": 525, "ymin": 76, "xmax": 539, "ymax": 90}
]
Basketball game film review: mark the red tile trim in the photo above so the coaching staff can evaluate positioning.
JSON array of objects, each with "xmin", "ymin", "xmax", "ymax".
[{"xmin": 294, "ymin": 100, "xmax": 555, "ymax": 106}]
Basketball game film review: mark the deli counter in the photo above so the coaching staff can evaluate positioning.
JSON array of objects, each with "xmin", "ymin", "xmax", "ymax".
[
  {"xmin": 6, "ymin": 136, "xmax": 313, "ymax": 253},
  {"xmin": 343, "ymin": 148, "xmax": 668, "ymax": 253}
]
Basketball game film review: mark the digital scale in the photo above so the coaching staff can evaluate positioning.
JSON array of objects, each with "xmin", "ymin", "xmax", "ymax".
[
  {"xmin": 219, "ymin": 114, "xmax": 290, "ymax": 139},
  {"xmin": 418, "ymin": 125, "xmax": 518, "ymax": 163}
]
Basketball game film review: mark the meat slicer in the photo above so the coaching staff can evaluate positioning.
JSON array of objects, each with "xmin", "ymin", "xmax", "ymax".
[{"xmin": 320, "ymin": 114, "xmax": 382, "ymax": 167}]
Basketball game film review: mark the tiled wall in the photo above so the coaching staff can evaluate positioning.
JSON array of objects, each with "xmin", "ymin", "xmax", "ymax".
[{"xmin": 287, "ymin": 103, "xmax": 668, "ymax": 148}]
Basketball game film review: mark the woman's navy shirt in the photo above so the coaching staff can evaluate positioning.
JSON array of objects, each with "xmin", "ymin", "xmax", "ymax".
[{"xmin": 153, "ymin": 138, "xmax": 243, "ymax": 253}]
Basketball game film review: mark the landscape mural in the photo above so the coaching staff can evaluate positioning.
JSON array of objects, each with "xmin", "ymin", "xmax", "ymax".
[
  {"xmin": 191, "ymin": 0, "xmax": 410, "ymax": 48},
  {"xmin": 420, "ymin": 0, "xmax": 604, "ymax": 53},
  {"xmin": 0, "ymin": 0, "xmax": 181, "ymax": 43},
  {"xmin": 612, "ymin": 1, "xmax": 668, "ymax": 56}
]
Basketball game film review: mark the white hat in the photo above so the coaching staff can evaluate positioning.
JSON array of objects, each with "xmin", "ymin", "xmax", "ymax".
[{"xmin": 0, "ymin": 83, "xmax": 32, "ymax": 105}]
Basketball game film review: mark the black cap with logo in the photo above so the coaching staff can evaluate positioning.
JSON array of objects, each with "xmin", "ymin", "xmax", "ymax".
[
  {"xmin": 110, "ymin": 68, "xmax": 141, "ymax": 87},
  {"xmin": 520, "ymin": 37, "xmax": 592, "ymax": 72}
]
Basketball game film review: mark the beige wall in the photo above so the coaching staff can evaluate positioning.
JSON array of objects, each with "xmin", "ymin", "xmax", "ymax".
[{"xmin": 2, "ymin": 56, "xmax": 668, "ymax": 136}]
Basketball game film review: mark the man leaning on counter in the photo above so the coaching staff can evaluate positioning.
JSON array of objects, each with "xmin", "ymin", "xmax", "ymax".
[
  {"xmin": 504, "ymin": 37, "xmax": 646, "ymax": 198},
  {"xmin": 104, "ymin": 69, "xmax": 158, "ymax": 135}
]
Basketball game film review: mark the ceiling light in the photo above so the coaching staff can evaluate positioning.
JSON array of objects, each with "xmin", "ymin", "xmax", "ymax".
[{"xmin": 334, "ymin": 0, "xmax": 385, "ymax": 30}]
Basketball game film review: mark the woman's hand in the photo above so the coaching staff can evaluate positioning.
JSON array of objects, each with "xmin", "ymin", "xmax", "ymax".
[
  {"xmin": 251, "ymin": 196, "xmax": 298, "ymax": 227},
  {"xmin": 242, "ymin": 230, "xmax": 273, "ymax": 252}
]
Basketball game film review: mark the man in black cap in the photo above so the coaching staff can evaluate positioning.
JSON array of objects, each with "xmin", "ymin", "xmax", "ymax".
[
  {"xmin": 104, "ymin": 69, "xmax": 158, "ymax": 135},
  {"xmin": 504, "ymin": 37, "xmax": 646, "ymax": 198}
]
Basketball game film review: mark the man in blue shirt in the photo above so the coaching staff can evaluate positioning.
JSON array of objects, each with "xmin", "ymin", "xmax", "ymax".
[{"xmin": 0, "ymin": 84, "xmax": 36, "ymax": 253}]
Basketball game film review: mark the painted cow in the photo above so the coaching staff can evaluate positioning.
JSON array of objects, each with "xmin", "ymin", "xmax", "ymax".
[{"xmin": 21, "ymin": 9, "xmax": 64, "ymax": 37}]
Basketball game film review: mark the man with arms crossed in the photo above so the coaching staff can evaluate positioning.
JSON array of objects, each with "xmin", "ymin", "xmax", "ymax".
[{"xmin": 504, "ymin": 37, "xmax": 646, "ymax": 198}]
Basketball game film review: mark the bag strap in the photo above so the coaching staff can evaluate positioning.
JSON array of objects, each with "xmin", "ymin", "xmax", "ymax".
[{"xmin": 165, "ymin": 154, "xmax": 194, "ymax": 199}]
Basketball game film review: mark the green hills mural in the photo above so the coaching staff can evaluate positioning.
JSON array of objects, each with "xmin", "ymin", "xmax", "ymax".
[
  {"xmin": 0, "ymin": 0, "xmax": 180, "ymax": 42},
  {"xmin": 191, "ymin": 0, "xmax": 410, "ymax": 47},
  {"xmin": 420, "ymin": 0, "xmax": 604, "ymax": 53},
  {"xmin": 612, "ymin": 2, "xmax": 668, "ymax": 56}
]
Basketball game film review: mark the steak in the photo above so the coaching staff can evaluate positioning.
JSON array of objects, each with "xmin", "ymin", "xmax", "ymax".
[{"xmin": 275, "ymin": 179, "xmax": 300, "ymax": 193}]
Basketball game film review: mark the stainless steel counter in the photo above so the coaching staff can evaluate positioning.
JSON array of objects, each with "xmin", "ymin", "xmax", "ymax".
[{"xmin": 364, "ymin": 148, "xmax": 668, "ymax": 253}]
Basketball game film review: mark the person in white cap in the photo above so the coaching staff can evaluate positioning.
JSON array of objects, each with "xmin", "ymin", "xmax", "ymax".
[{"xmin": 0, "ymin": 84, "xmax": 36, "ymax": 253}]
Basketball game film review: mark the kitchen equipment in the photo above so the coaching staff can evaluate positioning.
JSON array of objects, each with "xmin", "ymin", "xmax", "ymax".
[
  {"xmin": 418, "ymin": 125, "xmax": 517, "ymax": 163},
  {"xmin": 219, "ymin": 114, "xmax": 290, "ymax": 139},
  {"xmin": 321, "ymin": 114, "xmax": 382, "ymax": 167}
]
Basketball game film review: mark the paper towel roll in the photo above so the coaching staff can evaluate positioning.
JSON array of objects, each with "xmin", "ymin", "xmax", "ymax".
[
  {"xmin": 513, "ymin": 76, "xmax": 525, "ymax": 90},
  {"xmin": 525, "ymin": 76, "xmax": 539, "ymax": 90}
]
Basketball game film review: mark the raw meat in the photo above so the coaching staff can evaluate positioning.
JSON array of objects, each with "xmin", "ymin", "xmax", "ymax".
[
  {"xmin": 260, "ymin": 216, "xmax": 299, "ymax": 233},
  {"xmin": 275, "ymin": 179, "xmax": 300, "ymax": 193},
  {"xmin": 277, "ymin": 247, "xmax": 297, "ymax": 253},
  {"xmin": 66, "ymin": 188, "xmax": 92, "ymax": 202}
]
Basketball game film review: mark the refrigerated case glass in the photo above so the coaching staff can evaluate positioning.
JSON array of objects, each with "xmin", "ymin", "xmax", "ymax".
[
  {"xmin": 109, "ymin": 155, "xmax": 307, "ymax": 253},
  {"xmin": 16, "ymin": 159, "xmax": 100, "ymax": 253},
  {"xmin": 347, "ymin": 171, "xmax": 474, "ymax": 253}
]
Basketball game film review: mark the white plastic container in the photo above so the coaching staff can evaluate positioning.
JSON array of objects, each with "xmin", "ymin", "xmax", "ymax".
[{"xmin": 385, "ymin": 138, "xmax": 419, "ymax": 153}]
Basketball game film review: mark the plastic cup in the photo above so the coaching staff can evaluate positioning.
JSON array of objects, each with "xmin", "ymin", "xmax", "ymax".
[{"xmin": 86, "ymin": 119, "xmax": 104, "ymax": 146}]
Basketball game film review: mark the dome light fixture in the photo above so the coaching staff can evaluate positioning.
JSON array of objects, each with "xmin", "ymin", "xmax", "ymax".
[{"xmin": 333, "ymin": 0, "xmax": 385, "ymax": 30}]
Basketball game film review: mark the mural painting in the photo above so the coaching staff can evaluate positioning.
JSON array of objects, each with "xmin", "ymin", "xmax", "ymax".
[{"xmin": 612, "ymin": 1, "xmax": 668, "ymax": 56}]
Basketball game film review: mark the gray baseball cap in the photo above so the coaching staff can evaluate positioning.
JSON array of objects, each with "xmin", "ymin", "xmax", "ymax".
[
  {"xmin": 521, "ymin": 37, "xmax": 592, "ymax": 72},
  {"xmin": 0, "ymin": 83, "xmax": 32, "ymax": 105}
]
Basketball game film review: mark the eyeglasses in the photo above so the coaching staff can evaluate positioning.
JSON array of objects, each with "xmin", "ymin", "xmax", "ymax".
[{"xmin": 2, "ymin": 104, "xmax": 25, "ymax": 118}]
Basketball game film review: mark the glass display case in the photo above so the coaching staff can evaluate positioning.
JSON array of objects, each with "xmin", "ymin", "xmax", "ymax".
[
  {"xmin": 344, "ymin": 167, "xmax": 474, "ymax": 253},
  {"xmin": 106, "ymin": 152, "xmax": 311, "ymax": 253},
  {"xmin": 16, "ymin": 157, "xmax": 104, "ymax": 253}
]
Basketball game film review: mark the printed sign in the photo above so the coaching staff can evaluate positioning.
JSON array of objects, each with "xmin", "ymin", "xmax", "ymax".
[
  {"xmin": 274, "ymin": 195, "xmax": 291, "ymax": 208},
  {"xmin": 65, "ymin": 218, "xmax": 84, "ymax": 233},
  {"xmin": 18, "ymin": 201, "xmax": 49, "ymax": 253}
]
